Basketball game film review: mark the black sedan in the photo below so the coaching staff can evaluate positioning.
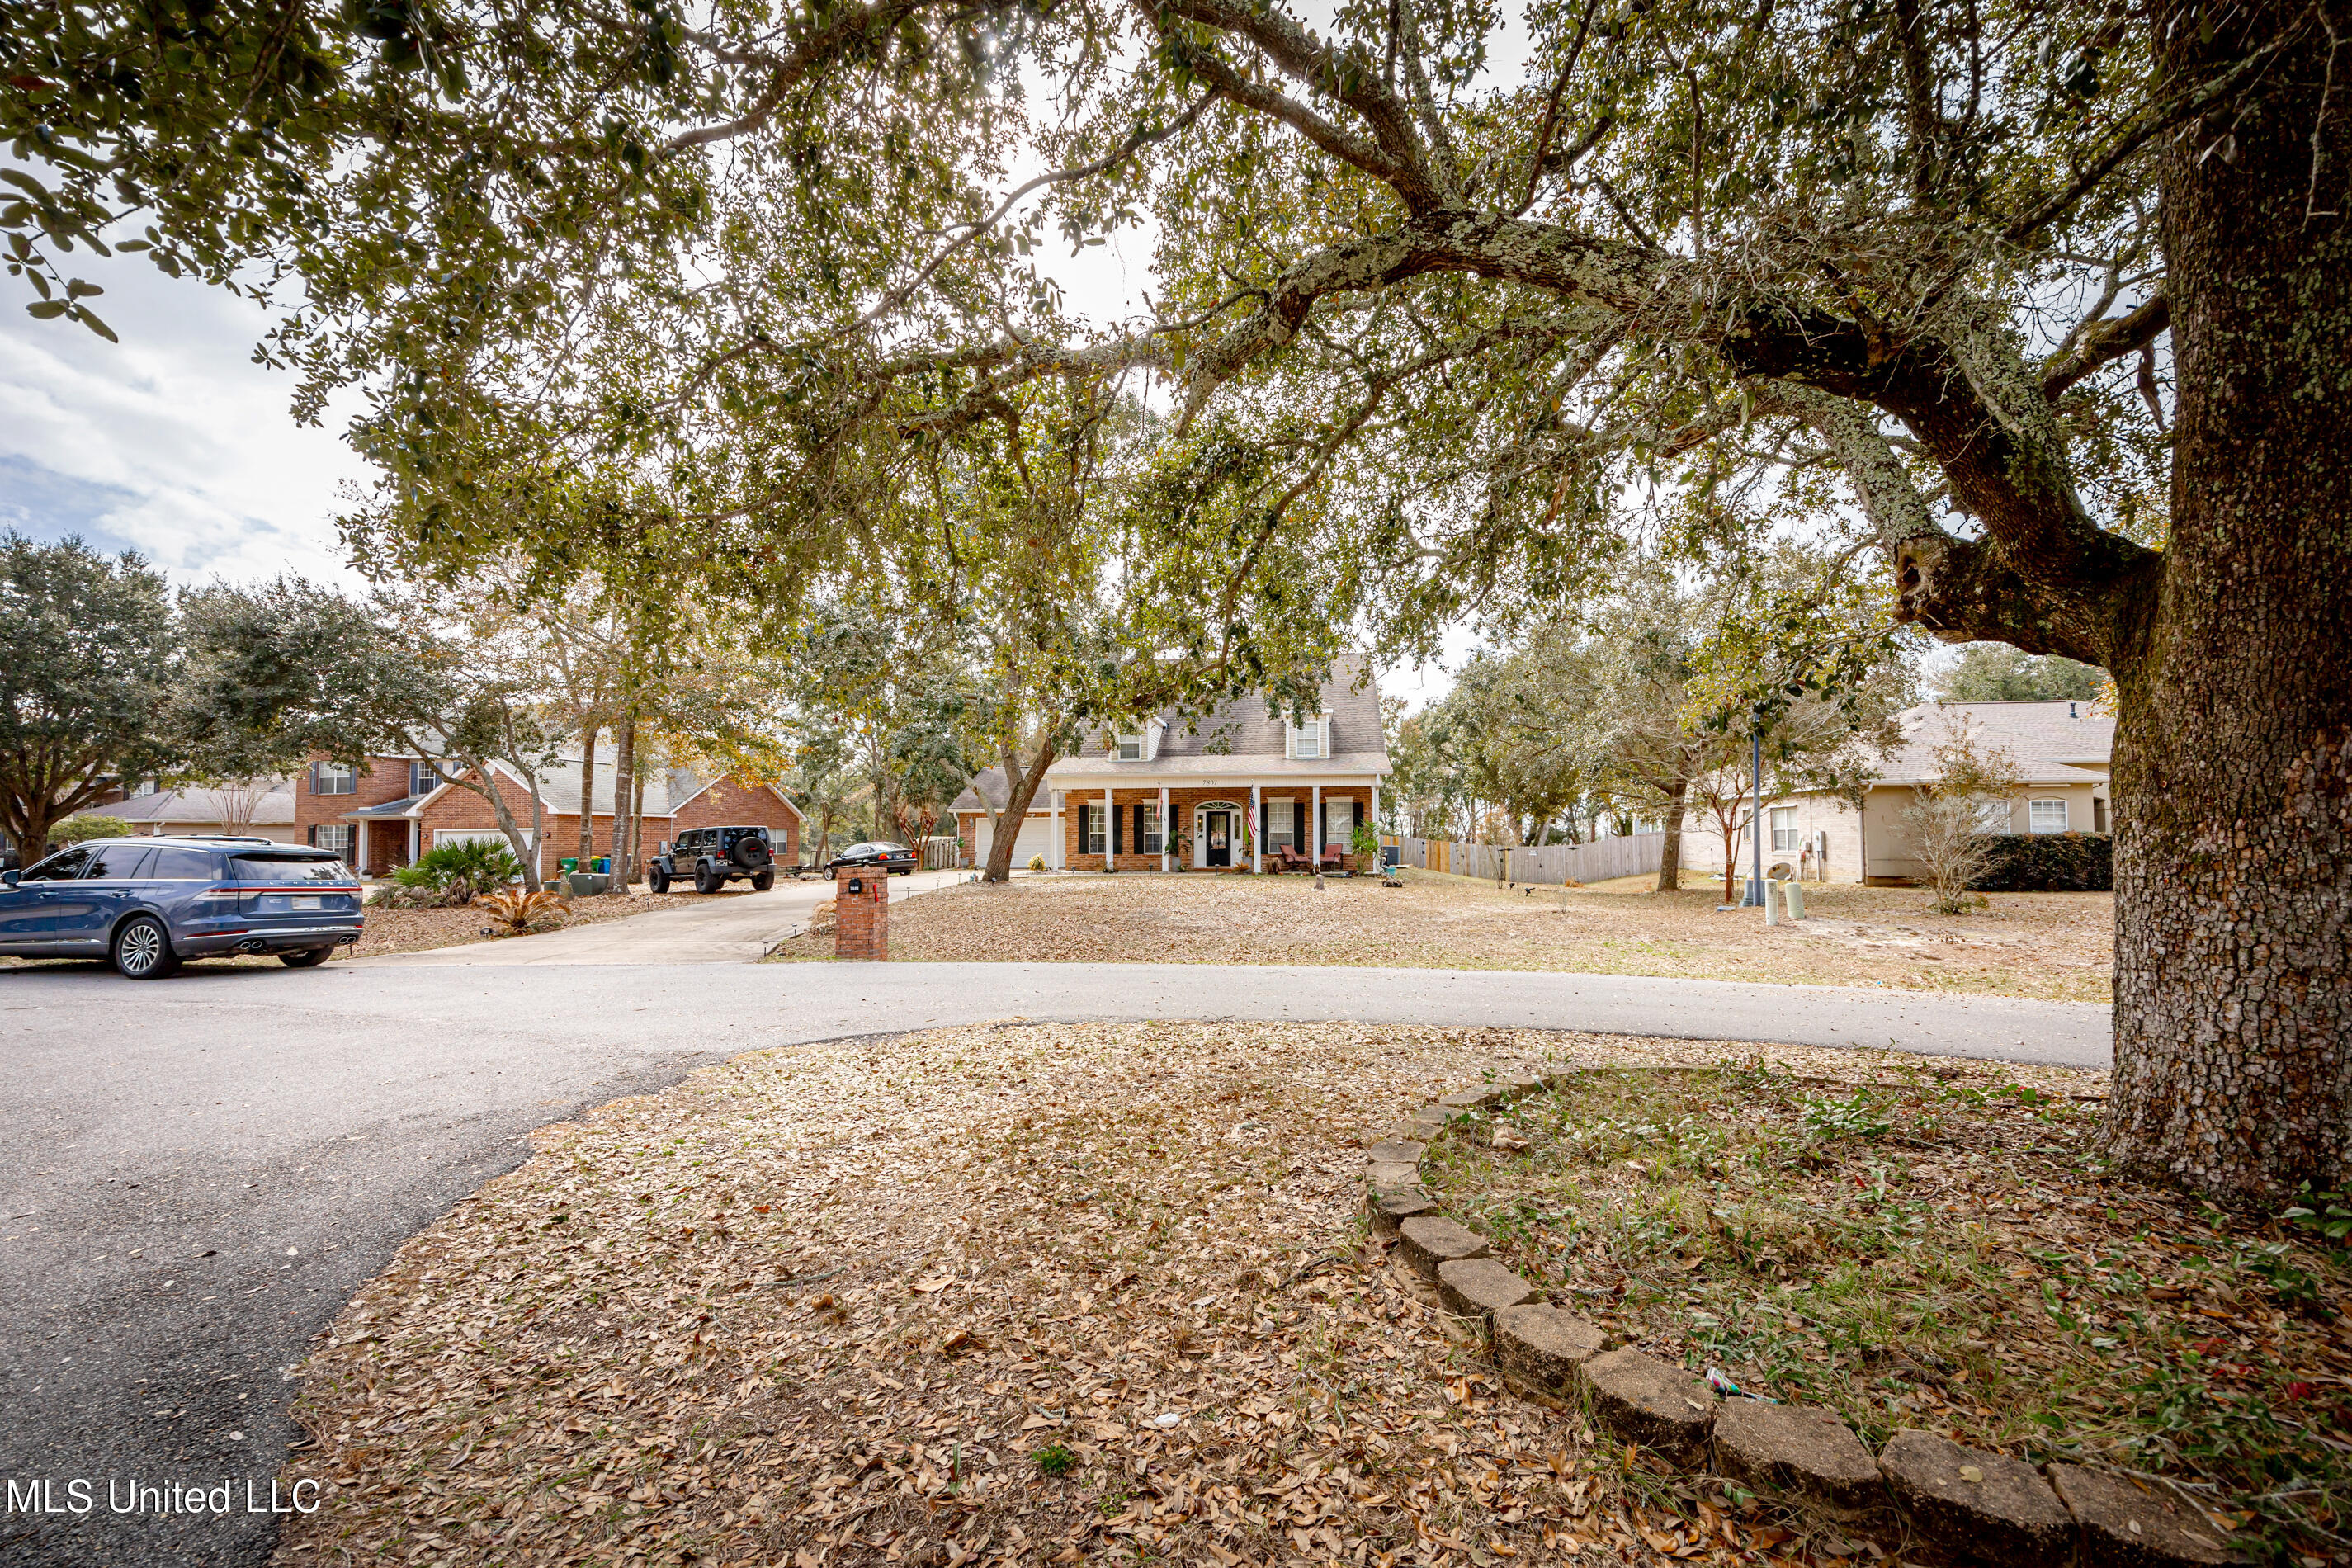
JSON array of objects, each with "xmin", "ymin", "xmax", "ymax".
[{"xmin": 824, "ymin": 841, "xmax": 919, "ymax": 876}]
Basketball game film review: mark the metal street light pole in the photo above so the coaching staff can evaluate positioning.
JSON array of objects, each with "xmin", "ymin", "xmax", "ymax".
[{"xmin": 1745, "ymin": 716, "xmax": 1767, "ymax": 908}]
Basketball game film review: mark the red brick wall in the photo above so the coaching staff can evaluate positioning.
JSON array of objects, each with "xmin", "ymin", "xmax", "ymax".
[
  {"xmin": 834, "ymin": 869, "xmax": 889, "ymax": 960},
  {"xmin": 670, "ymin": 778, "xmax": 801, "ymax": 866},
  {"xmin": 413, "ymin": 769, "xmax": 802, "ymax": 879},
  {"xmin": 416, "ymin": 770, "xmax": 572, "ymax": 879},
  {"xmin": 297, "ymin": 753, "xmax": 412, "ymax": 846}
]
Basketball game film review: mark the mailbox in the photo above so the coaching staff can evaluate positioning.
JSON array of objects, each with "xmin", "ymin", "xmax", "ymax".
[{"xmin": 845, "ymin": 876, "xmax": 865, "ymax": 896}]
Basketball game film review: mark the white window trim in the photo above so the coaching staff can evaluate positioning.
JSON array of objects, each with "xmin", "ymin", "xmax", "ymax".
[
  {"xmin": 2028, "ymin": 799, "xmax": 2069, "ymax": 834},
  {"xmin": 1115, "ymin": 734, "xmax": 1143, "ymax": 761},
  {"xmin": 1769, "ymin": 806, "xmax": 1799, "ymax": 853},
  {"xmin": 1287, "ymin": 714, "xmax": 1330, "ymax": 761},
  {"xmin": 1139, "ymin": 804, "xmax": 1164, "ymax": 854}
]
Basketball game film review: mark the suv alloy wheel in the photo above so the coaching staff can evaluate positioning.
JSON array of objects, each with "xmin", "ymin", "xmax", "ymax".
[{"xmin": 111, "ymin": 914, "xmax": 181, "ymax": 980}]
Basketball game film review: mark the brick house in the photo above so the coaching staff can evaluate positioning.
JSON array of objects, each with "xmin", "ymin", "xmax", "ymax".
[
  {"xmin": 950, "ymin": 660, "xmax": 1392, "ymax": 871},
  {"xmin": 295, "ymin": 752, "xmax": 802, "ymax": 878},
  {"xmin": 1678, "ymin": 700, "xmax": 2113, "ymax": 886}
]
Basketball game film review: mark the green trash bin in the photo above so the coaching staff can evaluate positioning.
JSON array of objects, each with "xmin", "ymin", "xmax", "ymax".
[{"xmin": 559, "ymin": 857, "xmax": 579, "ymax": 875}]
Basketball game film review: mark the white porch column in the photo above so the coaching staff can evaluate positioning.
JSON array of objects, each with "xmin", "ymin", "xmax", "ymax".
[
  {"xmin": 1250, "ymin": 782, "xmax": 1262, "ymax": 873},
  {"xmin": 407, "ymin": 819, "xmax": 418, "ymax": 865},
  {"xmin": 1312, "ymin": 784, "xmax": 1323, "ymax": 864},
  {"xmin": 1051, "ymin": 791, "xmax": 1062, "ymax": 871},
  {"xmin": 1372, "ymin": 781, "xmax": 1381, "ymax": 859},
  {"xmin": 1103, "ymin": 787, "xmax": 1114, "ymax": 870},
  {"xmin": 1159, "ymin": 785, "xmax": 1169, "ymax": 872}
]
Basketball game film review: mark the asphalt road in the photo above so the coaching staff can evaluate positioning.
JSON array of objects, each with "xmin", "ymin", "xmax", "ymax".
[{"xmin": 1, "ymin": 960, "xmax": 2111, "ymax": 1566}]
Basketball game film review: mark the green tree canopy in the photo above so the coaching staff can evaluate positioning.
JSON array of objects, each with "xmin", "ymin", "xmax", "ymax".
[
  {"xmin": 0, "ymin": 533, "xmax": 178, "ymax": 855},
  {"xmin": 1934, "ymin": 645, "xmax": 2108, "ymax": 704}
]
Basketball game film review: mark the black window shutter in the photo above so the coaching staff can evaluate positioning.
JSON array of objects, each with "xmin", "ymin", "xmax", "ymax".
[
  {"xmin": 1110, "ymin": 803, "xmax": 1122, "ymax": 857},
  {"xmin": 1078, "ymin": 804, "xmax": 1091, "ymax": 852}
]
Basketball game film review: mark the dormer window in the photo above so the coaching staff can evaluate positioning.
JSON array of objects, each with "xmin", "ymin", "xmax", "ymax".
[
  {"xmin": 1117, "ymin": 735, "xmax": 1143, "ymax": 761},
  {"xmin": 1287, "ymin": 714, "xmax": 1330, "ymax": 760}
]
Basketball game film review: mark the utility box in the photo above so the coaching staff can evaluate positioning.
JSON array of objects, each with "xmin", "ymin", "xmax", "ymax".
[{"xmin": 835, "ymin": 869, "xmax": 889, "ymax": 961}]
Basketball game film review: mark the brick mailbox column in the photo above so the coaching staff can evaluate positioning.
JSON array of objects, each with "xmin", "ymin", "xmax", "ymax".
[{"xmin": 834, "ymin": 870, "xmax": 890, "ymax": 961}]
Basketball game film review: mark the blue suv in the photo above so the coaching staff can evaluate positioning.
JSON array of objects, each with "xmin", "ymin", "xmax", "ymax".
[{"xmin": 0, "ymin": 836, "xmax": 365, "ymax": 979}]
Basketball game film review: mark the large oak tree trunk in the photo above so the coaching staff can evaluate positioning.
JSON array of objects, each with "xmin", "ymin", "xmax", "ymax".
[
  {"xmin": 1653, "ymin": 777, "xmax": 1688, "ymax": 892},
  {"xmin": 577, "ymin": 727, "xmax": 597, "ymax": 871},
  {"xmin": 2100, "ymin": 8, "xmax": 2352, "ymax": 1201},
  {"xmin": 611, "ymin": 714, "xmax": 636, "ymax": 890},
  {"xmin": 983, "ymin": 737, "xmax": 1057, "ymax": 883}
]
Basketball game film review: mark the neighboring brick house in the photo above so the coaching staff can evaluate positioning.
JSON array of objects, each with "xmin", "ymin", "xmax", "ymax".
[
  {"xmin": 950, "ymin": 659, "xmax": 1392, "ymax": 872},
  {"xmin": 297, "ymin": 751, "xmax": 802, "ymax": 878},
  {"xmin": 1679, "ymin": 699, "xmax": 2114, "ymax": 886}
]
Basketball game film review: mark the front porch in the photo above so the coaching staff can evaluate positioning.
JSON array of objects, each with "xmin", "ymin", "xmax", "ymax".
[{"xmin": 1054, "ymin": 783, "xmax": 1376, "ymax": 872}]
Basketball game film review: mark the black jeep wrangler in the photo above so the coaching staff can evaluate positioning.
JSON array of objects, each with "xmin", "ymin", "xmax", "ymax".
[{"xmin": 649, "ymin": 825, "xmax": 776, "ymax": 894}]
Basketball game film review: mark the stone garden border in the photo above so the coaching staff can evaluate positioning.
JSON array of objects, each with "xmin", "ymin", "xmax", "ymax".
[{"xmin": 1359, "ymin": 1070, "xmax": 2244, "ymax": 1568}]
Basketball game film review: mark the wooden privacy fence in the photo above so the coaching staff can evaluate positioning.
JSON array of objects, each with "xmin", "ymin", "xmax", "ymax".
[{"xmin": 1391, "ymin": 833, "xmax": 1665, "ymax": 886}]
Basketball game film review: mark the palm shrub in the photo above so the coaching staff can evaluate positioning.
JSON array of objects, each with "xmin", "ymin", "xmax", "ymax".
[
  {"xmin": 394, "ymin": 838, "xmax": 522, "ymax": 905},
  {"xmin": 477, "ymin": 887, "xmax": 569, "ymax": 935}
]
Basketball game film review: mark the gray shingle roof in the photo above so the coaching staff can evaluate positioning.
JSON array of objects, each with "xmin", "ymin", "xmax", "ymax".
[
  {"xmin": 952, "ymin": 658, "xmax": 1390, "ymax": 813},
  {"xmin": 1873, "ymin": 701, "xmax": 2114, "ymax": 786},
  {"xmin": 111, "ymin": 780, "xmax": 298, "ymax": 826}
]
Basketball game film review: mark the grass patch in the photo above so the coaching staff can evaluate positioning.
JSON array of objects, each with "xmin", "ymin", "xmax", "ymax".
[{"xmin": 1422, "ymin": 1064, "xmax": 2352, "ymax": 1561}]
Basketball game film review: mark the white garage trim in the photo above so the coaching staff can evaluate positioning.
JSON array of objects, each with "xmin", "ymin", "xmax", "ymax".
[{"xmin": 974, "ymin": 813, "xmax": 1051, "ymax": 869}]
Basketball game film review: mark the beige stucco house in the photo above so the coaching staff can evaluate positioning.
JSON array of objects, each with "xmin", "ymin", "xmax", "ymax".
[{"xmin": 1679, "ymin": 700, "xmax": 2113, "ymax": 886}]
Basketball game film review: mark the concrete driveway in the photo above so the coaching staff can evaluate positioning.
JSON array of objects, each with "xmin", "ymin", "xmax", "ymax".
[
  {"xmin": 1, "ymin": 960, "xmax": 2110, "ymax": 1566},
  {"xmin": 357, "ymin": 867, "xmax": 974, "ymax": 965}
]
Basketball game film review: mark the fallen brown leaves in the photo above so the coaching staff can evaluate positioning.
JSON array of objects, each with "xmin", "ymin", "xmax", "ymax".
[
  {"xmin": 764, "ymin": 873, "xmax": 2111, "ymax": 1002},
  {"xmin": 272, "ymin": 1024, "xmax": 1962, "ymax": 1568},
  {"xmin": 1424, "ymin": 1063, "xmax": 2352, "ymax": 1559},
  {"xmin": 347, "ymin": 893, "xmax": 684, "ymax": 957}
]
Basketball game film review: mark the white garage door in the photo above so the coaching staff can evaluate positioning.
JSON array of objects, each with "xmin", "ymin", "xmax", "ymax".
[{"xmin": 975, "ymin": 815, "xmax": 1051, "ymax": 867}]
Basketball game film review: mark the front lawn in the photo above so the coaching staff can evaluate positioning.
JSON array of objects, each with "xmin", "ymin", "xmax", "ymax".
[
  {"xmin": 765, "ymin": 868, "xmax": 2113, "ymax": 1001},
  {"xmin": 278, "ymin": 1023, "xmax": 2064, "ymax": 1566}
]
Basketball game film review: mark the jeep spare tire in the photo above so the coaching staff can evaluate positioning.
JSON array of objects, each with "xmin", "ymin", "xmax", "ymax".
[{"xmin": 730, "ymin": 835, "xmax": 771, "ymax": 870}]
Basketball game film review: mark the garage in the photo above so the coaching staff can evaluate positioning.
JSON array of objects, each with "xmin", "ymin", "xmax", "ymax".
[{"xmin": 972, "ymin": 813, "xmax": 1051, "ymax": 869}]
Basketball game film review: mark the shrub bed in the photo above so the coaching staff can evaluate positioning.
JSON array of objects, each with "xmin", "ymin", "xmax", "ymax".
[
  {"xmin": 1970, "ymin": 830, "xmax": 2113, "ymax": 891},
  {"xmin": 1419, "ymin": 1064, "xmax": 2350, "ymax": 1561}
]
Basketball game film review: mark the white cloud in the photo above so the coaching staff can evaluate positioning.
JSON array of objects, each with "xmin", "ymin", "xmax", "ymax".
[{"xmin": 0, "ymin": 254, "xmax": 367, "ymax": 585}]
